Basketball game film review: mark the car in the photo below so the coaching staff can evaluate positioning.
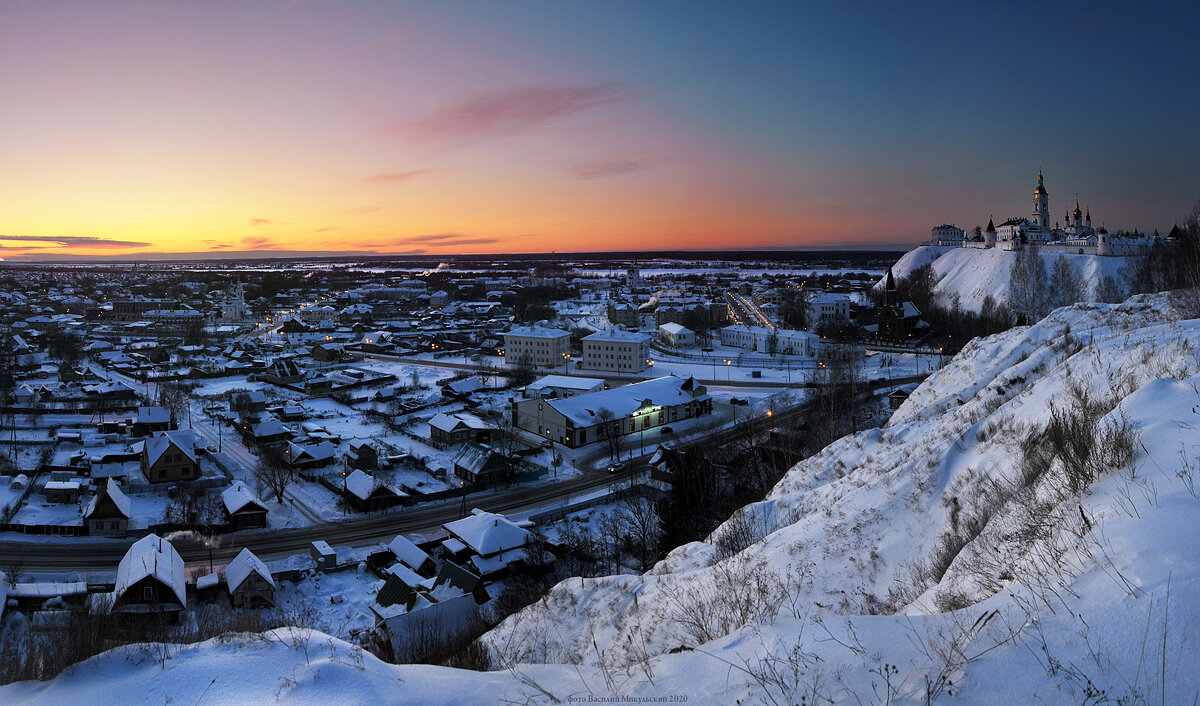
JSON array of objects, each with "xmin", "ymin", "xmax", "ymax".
[
  {"xmin": 729, "ymin": 397, "xmax": 742, "ymax": 405},
  {"xmin": 660, "ymin": 426, "xmax": 673, "ymax": 434},
  {"xmin": 606, "ymin": 462, "xmax": 626, "ymax": 473}
]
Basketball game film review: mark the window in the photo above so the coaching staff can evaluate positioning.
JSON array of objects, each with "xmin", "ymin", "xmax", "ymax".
[{"xmin": 143, "ymin": 586, "xmax": 153, "ymax": 601}]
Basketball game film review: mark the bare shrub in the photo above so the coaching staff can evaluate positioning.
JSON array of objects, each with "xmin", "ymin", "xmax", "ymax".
[
  {"xmin": 711, "ymin": 505, "xmax": 769, "ymax": 560},
  {"xmin": 667, "ymin": 556, "xmax": 786, "ymax": 646}
]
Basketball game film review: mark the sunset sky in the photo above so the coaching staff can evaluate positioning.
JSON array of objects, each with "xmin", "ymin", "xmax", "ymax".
[{"xmin": 2, "ymin": 1, "xmax": 1198, "ymax": 258}]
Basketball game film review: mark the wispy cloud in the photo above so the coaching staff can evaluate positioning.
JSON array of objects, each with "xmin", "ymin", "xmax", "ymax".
[
  {"xmin": 241, "ymin": 236, "xmax": 277, "ymax": 249},
  {"xmin": 365, "ymin": 169, "xmax": 431, "ymax": 183},
  {"xmin": 313, "ymin": 227, "xmax": 342, "ymax": 233},
  {"xmin": 402, "ymin": 233, "xmax": 505, "ymax": 247},
  {"xmin": 572, "ymin": 160, "xmax": 643, "ymax": 180},
  {"xmin": 393, "ymin": 83, "xmax": 624, "ymax": 146},
  {"xmin": 0, "ymin": 234, "xmax": 150, "ymax": 249},
  {"xmin": 250, "ymin": 218, "xmax": 272, "ymax": 227}
]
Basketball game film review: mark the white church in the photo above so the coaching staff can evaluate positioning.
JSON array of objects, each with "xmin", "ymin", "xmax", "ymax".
[{"xmin": 936, "ymin": 171, "xmax": 1172, "ymax": 257}]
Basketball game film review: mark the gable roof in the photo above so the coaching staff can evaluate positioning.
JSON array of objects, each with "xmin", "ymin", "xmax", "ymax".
[
  {"xmin": 137, "ymin": 406, "xmax": 170, "ymax": 425},
  {"xmin": 114, "ymin": 534, "xmax": 186, "ymax": 608},
  {"xmin": 144, "ymin": 430, "xmax": 196, "ymax": 467},
  {"xmin": 429, "ymin": 412, "xmax": 489, "ymax": 433},
  {"xmin": 221, "ymin": 481, "xmax": 267, "ymax": 515},
  {"xmin": 345, "ymin": 469, "xmax": 401, "ymax": 500},
  {"xmin": 83, "ymin": 478, "xmax": 132, "ymax": 520},
  {"xmin": 387, "ymin": 535, "xmax": 433, "ymax": 573},
  {"xmin": 226, "ymin": 547, "xmax": 275, "ymax": 593},
  {"xmin": 451, "ymin": 442, "xmax": 502, "ymax": 475}
]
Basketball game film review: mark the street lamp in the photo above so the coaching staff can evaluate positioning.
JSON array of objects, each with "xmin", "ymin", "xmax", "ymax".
[{"xmin": 204, "ymin": 540, "xmax": 213, "ymax": 573}]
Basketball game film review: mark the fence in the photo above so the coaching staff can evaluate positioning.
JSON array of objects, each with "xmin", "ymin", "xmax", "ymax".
[{"xmin": 0, "ymin": 522, "xmax": 87, "ymax": 536}]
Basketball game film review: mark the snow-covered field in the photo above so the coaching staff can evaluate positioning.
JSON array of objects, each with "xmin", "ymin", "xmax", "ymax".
[{"xmin": 6, "ymin": 294, "xmax": 1200, "ymax": 703}]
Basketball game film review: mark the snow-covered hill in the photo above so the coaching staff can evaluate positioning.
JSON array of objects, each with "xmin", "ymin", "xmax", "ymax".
[
  {"xmin": 882, "ymin": 245, "xmax": 1135, "ymax": 312},
  {"xmin": 6, "ymin": 295, "xmax": 1200, "ymax": 704}
]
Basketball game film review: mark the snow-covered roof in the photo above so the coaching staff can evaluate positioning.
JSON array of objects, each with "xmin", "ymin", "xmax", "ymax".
[
  {"xmin": 114, "ymin": 534, "xmax": 187, "ymax": 608},
  {"xmin": 445, "ymin": 376, "xmax": 484, "ymax": 394},
  {"xmin": 385, "ymin": 562, "xmax": 422, "ymax": 589},
  {"xmin": 429, "ymin": 412, "xmax": 490, "ymax": 433},
  {"xmin": 543, "ymin": 375, "xmax": 707, "ymax": 427},
  {"xmin": 345, "ymin": 469, "xmax": 383, "ymax": 500},
  {"xmin": 286, "ymin": 440, "xmax": 336, "ymax": 465},
  {"xmin": 583, "ymin": 329, "xmax": 651, "ymax": 343},
  {"xmin": 443, "ymin": 509, "xmax": 531, "ymax": 557},
  {"xmin": 226, "ymin": 547, "xmax": 275, "ymax": 593},
  {"xmin": 221, "ymin": 481, "xmax": 266, "ymax": 515},
  {"xmin": 144, "ymin": 430, "xmax": 196, "ymax": 467},
  {"xmin": 136, "ymin": 406, "xmax": 170, "ymax": 425},
  {"xmin": 526, "ymin": 375, "xmax": 605, "ymax": 392},
  {"xmin": 451, "ymin": 442, "xmax": 499, "ymax": 475},
  {"xmin": 387, "ymin": 535, "xmax": 432, "ymax": 573},
  {"xmin": 504, "ymin": 325, "xmax": 570, "ymax": 339},
  {"xmin": 657, "ymin": 322, "xmax": 692, "ymax": 335}
]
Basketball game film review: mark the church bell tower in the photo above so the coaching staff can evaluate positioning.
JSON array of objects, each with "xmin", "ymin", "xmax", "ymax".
[{"xmin": 1032, "ymin": 170, "xmax": 1049, "ymax": 229}]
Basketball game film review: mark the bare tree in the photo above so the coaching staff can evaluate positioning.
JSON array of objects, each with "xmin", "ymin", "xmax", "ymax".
[
  {"xmin": 1096, "ymin": 274, "xmax": 1125, "ymax": 304},
  {"xmin": 156, "ymin": 381, "xmax": 190, "ymax": 429},
  {"xmin": 1048, "ymin": 257, "xmax": 1084, "ymax": 309},
  {"xmin": 1008, "ymin": 243, "xmax": 1048, "ymax": 324},
  {"xmin": 807, "ymin": 342, "xmax": 865, "ymax": 453},
  {"xmin": 617, "ymin": 489, "xmax": 662, "ymax": 572},
  {"xmin": 253, "ymin": 444, "xmax": 298, "ymax": 503},
  {"xmin": 596, "ymin": 407, "xmax": 620, "ymax": 462}
]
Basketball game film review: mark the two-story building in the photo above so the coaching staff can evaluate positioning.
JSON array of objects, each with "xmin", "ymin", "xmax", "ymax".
[
  {"xmin": 580, "ymin": 329, "xmax": 651, "ymax": 374},
  {"xmin": 503, "ymin": 325, "xmax": 571, "ymax": 368}
]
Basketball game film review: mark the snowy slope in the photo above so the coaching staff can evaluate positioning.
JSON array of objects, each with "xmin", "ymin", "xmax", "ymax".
[
  {"xmin": 881, "ymin": 245, "xmax": 1135, "ymax": 312},
  {"xmin": 7, "ymin": 296, "xmax": 1200, "ymax": 704}
]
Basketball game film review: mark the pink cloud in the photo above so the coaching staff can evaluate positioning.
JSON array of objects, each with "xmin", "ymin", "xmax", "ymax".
[
  {"xmin": 241, "ymin": 236, "xmax": 276, "ymax": 249},
  {"xmin": 250, "ymin": 218, "xmax": 271, "ymax": 227},
  {"xmin": 393, "ymin": 83, "xmax": 624, "ymax": 145},
  {"xmin": 364, "ymin": 169, "xmax": 430, "ymax": 183}
]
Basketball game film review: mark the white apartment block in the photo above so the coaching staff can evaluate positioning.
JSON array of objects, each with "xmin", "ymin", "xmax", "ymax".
[
  {"xmin": 580, "ymin": 329, "xmax": 651, "ymax": 374},
  {"xmin": 720, "ymin": 325, "xmax": 818, "ymax": 356},
  {"xmin": 504, "ymin": 325, "xmax": 572, "ymax": 368},
  {"xmin": 809, "ymin": 293, "xmax": 852, "ymax": 329}
]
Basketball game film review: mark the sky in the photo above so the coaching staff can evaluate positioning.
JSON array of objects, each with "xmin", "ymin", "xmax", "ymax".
[{"xmin": 1, "ymin": 0, "xmax": 1198, "ymax": 259}]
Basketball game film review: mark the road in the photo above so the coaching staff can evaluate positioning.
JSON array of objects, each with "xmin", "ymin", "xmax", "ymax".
[{"xmin": 0, "ymin": 375, "xmax": 927, "ymax": 575}]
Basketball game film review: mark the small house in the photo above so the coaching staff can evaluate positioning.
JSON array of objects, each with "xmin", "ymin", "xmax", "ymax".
[
  {"xmin": 141, "ymin": 430, "xmax": 199, "ymax": 483},
  {"xmin": 347, "ymin": 441, "xmax": 378, "ymax": 470},
  {"xmin": 226, "ymin": 548, "xmax": 275, "ymax": 608},
  {"xmin": 386, "ymin": 534, "xmax": 436, "ymax": 577},
  {"xmin": 452, "ymin": 442, "xmax": 508, "ymax": 486},
  {"xmin": 83, "ymin": 478, "xmax": 132, "ymax": 537},
  {"xmin": 429, "ymin": 412, "xmax": 493, "ymax": 446},
  {"xmin": 133, "ymin": 406, "xmax": 171, "ymax": 435},
  {"xmin": 111, "ymin": 534, "xmax": 187, "ymax": 622},
  {"xmin": 221, "ymin": 481, "xmax": 269, "ymax": 530},
  {"xmin": 43, "ymin": 479, "xmax": 82, "ymax": 504},
  {"xmin": 344, "ymin": 469, "xmax": 406, "ymax": 512}
]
